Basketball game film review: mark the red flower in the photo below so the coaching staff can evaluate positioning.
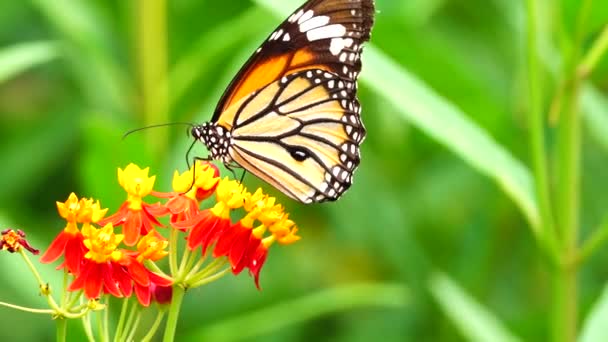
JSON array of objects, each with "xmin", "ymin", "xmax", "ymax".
[
  {"xmin": 97, "ymin": 164, "xmax": 168, "ymax": 246},
  {"xmin": 174, "ymin": 209, "xmax": 230, "ymax": 254},
  {"xmin": 69, "ymin": 259, "xmax": 127, "ymax": 299},
  {"xmin": 41, "ymin": 193, "xmax": 107, "ymax": 275},
  {"xmin": 125, "ymin": 231, "xmax": 172, "ymax": 306},
  {"xmin": 213, "ymin": 222, "xmax": 268, "ymax": 288},
  {"xmin": 157, "ymin": 162, "xmax": 220, "ymax": 228},
  {"xmin": 99, "ymin": 202, "xmax": 166, "ymax": 246},
  {"xmin": 68, "ymin": 223, "xmax": 127, "ymax": 299},
  {"xmin": 173, "ymin": 178, "xmax": 245, "ymax": 254}
]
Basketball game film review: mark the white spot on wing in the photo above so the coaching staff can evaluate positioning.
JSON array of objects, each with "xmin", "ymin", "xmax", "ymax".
[
  {"xmin": 289, "ymin": 9, "xmax": 304, "ymax": 23},
  {"xmin": 306, "ymin": 24, "xmax": 346, "ymax": 41},
  {"xmin": 299, "ymin": 15, "xmax": 330, "ymax": 32},
  {"xmin": 298, "ymin": 10, "xmax": 314, "ymax": 24}
]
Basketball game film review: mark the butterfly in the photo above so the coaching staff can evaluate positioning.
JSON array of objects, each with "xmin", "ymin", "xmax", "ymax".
[{"xmin": 191, "ymin": 0, "xmax": 375, "ymax": 203}]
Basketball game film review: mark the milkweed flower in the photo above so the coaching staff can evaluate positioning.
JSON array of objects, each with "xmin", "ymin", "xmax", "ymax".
[
  {"xmin": 160, "ymin": 162, "xmax": 220, "ymax": 226},
  {"xmin": 40, "ymin": 193, "xmax": 107, "ymax": 275},
  {"xmin": 68, "ymin": 223, "xmax": 128, "ymax": 299},
  {"xmin": 213, "ymin": 189, "xmax": 300, "ymax": 288},
  {"xmin": 173, "ymin": 178, "xmax": 246, "ymax": 254},
  {"xmin": 1, "ymin": 229, "xmax": 39, "ymax": 254},
  {"xmin": 98, "ymin": 164, "xmax": 168, "ymax": 246}
]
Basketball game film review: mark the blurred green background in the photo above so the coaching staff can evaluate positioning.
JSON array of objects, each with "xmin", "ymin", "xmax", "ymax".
[{"xmin": 1, "ymin": 0, "xmax": 608, "ymax": 341}]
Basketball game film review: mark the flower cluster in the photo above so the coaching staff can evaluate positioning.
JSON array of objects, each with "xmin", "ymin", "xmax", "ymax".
[
  {"xmin": 40, "ymin": 191, "xmax": 171, "ymax": 306},
  {"xmin": 39, "ymin": 162, "xmax": 300, "ymax": 306}
]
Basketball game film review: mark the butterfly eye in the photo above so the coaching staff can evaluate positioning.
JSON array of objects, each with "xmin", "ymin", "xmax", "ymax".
[{"xmin": 288, "ymin": 146, "xmax": 310, "ymax": 162}]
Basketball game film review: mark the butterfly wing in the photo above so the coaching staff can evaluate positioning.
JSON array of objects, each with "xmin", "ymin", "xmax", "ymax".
[
  {"xmin": 206, "ymin": 0, "xmax": 375, "ymax": 203},
  {"xmin": 212, "ymin": 0, "xmax": 375, "ymax": 125},
  {"xmin": 226, "ymin": 69, "xmax": 364, "ymax": 203}
]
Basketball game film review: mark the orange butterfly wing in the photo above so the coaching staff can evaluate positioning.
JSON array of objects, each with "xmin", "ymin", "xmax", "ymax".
[{"xmin": 212, "ymin": 0, "xmax": 375, "ymax": 123}]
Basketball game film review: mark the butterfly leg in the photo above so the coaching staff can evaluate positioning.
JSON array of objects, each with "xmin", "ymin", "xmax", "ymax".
[{"xmin": 183, "ymin": 156, "xmax": 213, "ymax": 194}]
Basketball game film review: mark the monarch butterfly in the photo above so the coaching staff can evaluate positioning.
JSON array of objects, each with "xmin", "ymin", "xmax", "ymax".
[{"xmin": 191, "ymin": 0, "xmax": 375, "ymax": 203}]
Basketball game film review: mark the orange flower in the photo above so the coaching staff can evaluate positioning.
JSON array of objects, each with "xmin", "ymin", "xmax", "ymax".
[
  {"xmin": 161, "ymin": 162, "xmax": 219, "ymax": 227},
  {"xmin": 40, "ymin": 193, "xmax": 107, "ymax": 275},
  {"xmin": 68, "ymin": 223, "xmax": 127, "ymax": 299},
  {"xmin": 173, "ymin": 178, "xmax": 245, "ymax": 254},
  {"xmin": 212, "ymin": 188, "xmax": 299, "ymax": 288},
  {"xmin": 121, "ymin": 231, "xmax": 172, "ymax": 306},
  {"xmin": 98, "ymin": 164, "xmax": 168, "ymax": 246}
]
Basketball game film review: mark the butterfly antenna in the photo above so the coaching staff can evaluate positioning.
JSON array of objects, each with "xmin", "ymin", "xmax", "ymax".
[{"xmin": 122, "ymin": 122, "xmax": 195, "ymax": 140}]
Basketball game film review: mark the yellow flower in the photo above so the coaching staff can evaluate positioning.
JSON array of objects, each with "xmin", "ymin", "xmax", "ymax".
[
  {"xmin": 83, "ymin": 223, "xmax": 124, "ymax": 263},
  {"xmin": 136, "ymin": 231, "xmax": 169, "ymax": 263},
  {"xmin": 56, "ymin": 192, "xmax": 82, "ymax": 224},
  {"xmin": 76, "ymin": 198, "xmax": 108, "ymax": 224},
  {"xmin": 210, "ymin": 178, "xmax": 246, "ymax": 218},
  {"xmin": 57, "ymin": 193, "xmax": 107, "ymax": 234},
  {"xmin": 118, "ymin": 163, "xmax": 156, "ymax": 210},
  {"xmin": 172, "ymin": 162, "xmax": 220, "ymax": 199}
]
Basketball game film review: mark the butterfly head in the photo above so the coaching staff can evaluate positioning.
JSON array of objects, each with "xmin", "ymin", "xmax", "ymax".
[{"xmin": 192, "ymin": 123, "xmax": 231, "ymax": 162}]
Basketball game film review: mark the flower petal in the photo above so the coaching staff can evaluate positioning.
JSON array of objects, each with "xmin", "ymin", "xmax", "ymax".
[{"xmin": 40, "ymin": 231, "xmax": 71, "ymax": 264}]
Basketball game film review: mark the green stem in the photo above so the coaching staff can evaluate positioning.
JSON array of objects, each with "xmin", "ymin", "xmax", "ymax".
[
  {"xmin": 113, "ymin": 298, "xmax": 130, "ymax": 342},
  {"xmin": 178, "ymin": 245, "xmax": 192, "ymax": 275},
  {"xmin": 125, "ymin": 311, "xmax": 142, "ymax": 342},
  {"xmin": 525, "ymin": 0, "xmax": 559, "ymax": 261},
  {"xmin": 162, "ymin": 286, "xmax": 185, "ymax": 342},
  {"xmin": 120, "ymin": 301, "xmax": 139, "ymax": 342},
  {"xmin": 577, "ymin": 220, "xmax": 608, "ymax": 265},
  {"xmin": 82, "ymin": 310, "xmax": 95, "ymax": 342},
  {"xmin": 136, "ymin": 0, "xmax": 169, "ymax": 158},
  {"xmin": 61, "ymin": 270, "xmax": 68, "ymax": 306},
  {"xmin": 141, "ymin": 311, "xmax": 165, "ymax": 342},
  {"xmin": 0, "ymin": 301, "xmax": 53, "ymax": 314},
  {"xmin": 56, "ymin": 318, "xmax": 67, "ymax": 342},
  {"xmin": 187, "ymin": 258, "xmax": 229, "ymax": 286},
  {"xmin": 551, "ymin": 0, "xmax": 590, "ymax": 340},
  {"xmin": 189, "ymin": 268, "xmax": 231, "ymax": 288},
  {"xmin": 169, "ymin": 227, "xmax": 179, "ymax": 276},
  {"xmin": 97, "ymin": 309, "xmax": 104, "ymax": 342},
  {"xmin": 103, "ymin": 298, "xmax": 110, "ymax": 342},
  {"xmin": 578, "ymin": 24, "xmax": 608, "ymax": 77}
]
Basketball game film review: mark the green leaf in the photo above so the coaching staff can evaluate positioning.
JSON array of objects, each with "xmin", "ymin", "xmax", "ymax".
[
  {"xmin": 579, "ymin": 283, "xmax": 608, "ymax": 342},
  {"xmin": 429, "ymin": 272, "xmax": 522, "ymax": 342},
  {"xmin": 0, "ymin": 41, "xmax": 59, "ymax": 84},
  {"xmin": 252, "ymin": 0, "xmax": 539, "ymax": 229},
  {"xmin": 185, "ymin": 283, "xmax": 408, "ymax": 341}
]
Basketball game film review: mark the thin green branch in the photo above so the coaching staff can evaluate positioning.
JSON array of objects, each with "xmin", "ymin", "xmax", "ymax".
[
  {"xmin": 81, "ymin": 306, "xmax": 95, "ymax": 342},
  {"xmin": 189, "ymin": 268, "xmax": 231, "ymax": 288},
  {"xmin": 141, "ymin": 311, "xmax": 165, "ymax": 342},
  {"xmin": 525, "ymin": 0, "xmax": 559, "ymax": 261},
  {"xmin": 577, "ymin": 221, "xmax": 608, "ymax": 266},
  {"xmin": 579, "ymin": 25, "xmax": 608, "ymax": 77},
  {"xmin": 0, "ymin": 301, "xmax": 54, "ymax": 314},
  {"xmin": 125, "ymin": 311, "xmax": 142, "ymax": 342},
  {"xmin": 113, "ymin": 298, "xmax": 131, "ymax": 342}
]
